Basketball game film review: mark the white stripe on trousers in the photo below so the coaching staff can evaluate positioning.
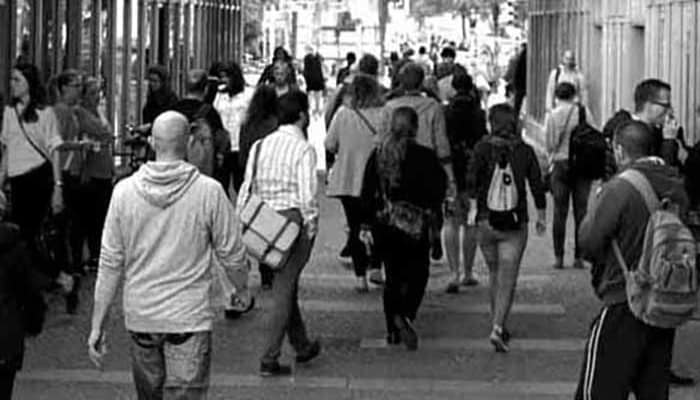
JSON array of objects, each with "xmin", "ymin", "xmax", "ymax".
[{"xmin": 583, "ymin": 307, "xmax": 609, "ymax": 400}]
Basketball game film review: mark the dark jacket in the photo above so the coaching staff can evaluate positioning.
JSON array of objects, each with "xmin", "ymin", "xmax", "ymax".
[
  {"xmin": 444, "ymin": 93, "xmax": 487, "ymax": 192},
  {"xmin": 0, "ymin": 222, "xmax": 47, "ymax": 370},
  {"xmin": 142, "ymin": 89, "xmax": 179, "ymax": 125},
  {"xmin": 238, "ymin": 116, "xmax": 278, "ymax": 170},
  {"xmin": 466, "ymin": 135, "xmax": 546, "ymax": 225},
  {"xmin": 257, "ymin": 61, "xmax": 297, "ymax": 87},
  {"xmin": 579, "ymin": 158, "xmax": 688, "ymax": 305},
  {"xmin": 360, "ymin": 142, "xmax": 447, "ymax": 226}
]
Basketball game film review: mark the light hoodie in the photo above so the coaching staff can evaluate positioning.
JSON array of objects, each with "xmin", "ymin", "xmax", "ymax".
[{"xmin": 98, "ymin": 160, "xmax": 248, "ymax": 333}]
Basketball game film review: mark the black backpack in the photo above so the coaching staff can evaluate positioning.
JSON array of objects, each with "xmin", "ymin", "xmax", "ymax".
[{"xmin": 569, "ymin": 104, "xmax": 607, "ymax": 180}]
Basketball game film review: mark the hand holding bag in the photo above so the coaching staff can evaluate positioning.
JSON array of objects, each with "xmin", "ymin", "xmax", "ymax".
[{"xmin": 238, "ymin": 140, "xmax": 300, "ymax": 269}]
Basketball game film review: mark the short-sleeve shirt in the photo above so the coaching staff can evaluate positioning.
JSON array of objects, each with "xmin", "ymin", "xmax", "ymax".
[{"xmin": 0, "ymin": 106, "xmax": 63, "ymax": 178}]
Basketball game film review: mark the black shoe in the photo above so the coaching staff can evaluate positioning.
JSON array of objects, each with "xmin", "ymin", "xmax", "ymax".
[
  {"xmin": 295, "ymin": 339, "xmax": 321, "ymax": 363},
  {"xmin": 394, "ymin": 315, "xmax": 418, "ymax": 351},
  {"xmin": 386, "ymin": 331, "xmax": 402, "ymax": 345},
  {"xmin": 502, "ymin": 327, "xmax": 511, "ymax": 344},
  {"xmin": 670, "ymin": 370, "xmax": 695, "ymax": 386},
  {"xmin": 65, "ymin": 276, "xmax": 80, "ymax": 315},
  {"xmin": 430, "ymin": 241, "xmax": 443, "ymax": 261},
  {"xmin": 260, "ymin": 362, "xmax": 292, "ymax": 377}
]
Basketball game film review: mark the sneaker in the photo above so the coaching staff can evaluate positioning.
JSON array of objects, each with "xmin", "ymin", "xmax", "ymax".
[
  {"xmin": 552, "ymin": 257, "xmax": 564, "ymax": 270},
  {"xmin": 295, "ymin": 339, "xmax": 321, "ymax": 363},
  {"xmin": 260, "ymin": 362, "xmax": 292, "ymax": 377},
  {"xmin": 386, "ymin": 331, "xmax": 402, "ymax": 345},
  {"xmin": 670, "ymin": 370, "xmax": 695, "ymax": 386},
  {"xmin": 355, "ymin": 276, "xmax": 369, "ymax": 293},
  {"xmin": 573, "ymin": 258, "xmax": 585, "ymax": 269},
  {"xmin": 460, "ymin": 276, "xmax": 479, "ymax": 287},
  {"xmin": 445, "ymin": 281, "xmax": 460, "ymax": 294},
  {"xmin": 393, "ymin": 315, "xmax": 418, "ymax": 351},
  {"xmin": 489, "ymin": 325, "xmax": 509, "ymax": 353},
  {"xmin": 338, "ymin": 245, "xmax": 352, "ymax": 264},
  {"xmin": 368, "ymin": 270, "xmax": 384, "ymax": 286}
]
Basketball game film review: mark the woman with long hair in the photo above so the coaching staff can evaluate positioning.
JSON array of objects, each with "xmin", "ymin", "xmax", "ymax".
[
  {"xmin": 76, "ymin": 77, "xmax": 113, "ymax": 272},
  {"xmin": 237, "ymin": 84, "xmax": 279, "ymax": 289},
  {"xmin": 466, "ymin": 103, "xmax": 546, "ymax": 352},
  {"xmin": 141, "ymin": 65, "xmax": 179, "ymax": 126},
  {"xmin": 212, "ymin": 61, "xmax": 252, "ymax": 193},
  {"xmin": 326, "ymin": 74, "xmax": 390, "ymax": 292},
  {"xmin": 257, "ymin": 46, "xmax": 297, "ymax": 87},
  {"xmin": 0, "ymin": 63, "xmax": 65, "ymax": 287},
  {"xmin": 360, "ymin": 107, "xmax": 447, "ymax": 350}
]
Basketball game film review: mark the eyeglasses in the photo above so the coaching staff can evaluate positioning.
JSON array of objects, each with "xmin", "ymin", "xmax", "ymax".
[{"xmin": 650, "ymin": 100, "xmax": 672, "ymax": 109}]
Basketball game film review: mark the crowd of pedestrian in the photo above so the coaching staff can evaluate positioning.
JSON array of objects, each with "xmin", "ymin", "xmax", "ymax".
[{"xmin": 0, "ymin": 39, "xmax": 699, "ymax": 400}]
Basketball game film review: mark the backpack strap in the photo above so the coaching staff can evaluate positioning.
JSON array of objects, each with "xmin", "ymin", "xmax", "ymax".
[
  {"xmin": 618, "ymin": 169, "xmax": 660, "ymax": 214},
  {"xmin": 612, "ymin": 169, "xmax": 661, "ymax": 274}
]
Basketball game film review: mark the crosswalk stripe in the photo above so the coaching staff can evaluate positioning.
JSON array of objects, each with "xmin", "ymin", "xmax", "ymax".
[
  {"xmin": 360, "ymin": 337, "xmax": 586, "ymax": 351},
  {"xmin": 17, "ymin": 368, "xmax": 579, "ymax": 395},
  {"xmin": 280, "ymin": 300, "xmax": 566, "ymax": 315}
]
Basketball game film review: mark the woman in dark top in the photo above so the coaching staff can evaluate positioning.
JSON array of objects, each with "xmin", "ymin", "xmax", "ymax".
[
  {"xmin": 238, "ymin": 85, "xmax": 279, "ymax": 171},
  {"xmin": 238, "ymin": 85, "xmax": 279, "ymax": 289},
  {"xmin": 257, "ymin": 46, "xmax": 297, "ymax": 87},
  {"xmin": 141, "ymin": 65, "xmax": 179, "ymax": 127},
  {"xmin": 443, "ymin": 68, "xmax": 487, "ymax": 293},
  {"xmin": 360, "ymin": 107, "xmax": 447, "ymax": 350},
  {"xmin": 466, "ymin": 103, "xmax": 546, "ymax": 353}
]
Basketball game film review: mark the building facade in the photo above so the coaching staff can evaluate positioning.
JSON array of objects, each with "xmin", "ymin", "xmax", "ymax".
[{"xmin": 527, "ymin": 0, "xmax": 700, "ymax": 144}]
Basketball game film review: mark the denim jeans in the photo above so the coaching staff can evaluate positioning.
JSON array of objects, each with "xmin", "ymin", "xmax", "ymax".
[
  {"xmin": 260, "ymin": 209, "xmax": 314, "ymax": 365},
  {"xmin": 550, "ymin": 161, "xmax": 591, "ymax": 259},
  {"xmin": 129, "ymin": 331, "xmax": 211, "ymax": 400},
  {"xmin": 478, "ymin": 222, "xmax": 528, "ymax": 328}
]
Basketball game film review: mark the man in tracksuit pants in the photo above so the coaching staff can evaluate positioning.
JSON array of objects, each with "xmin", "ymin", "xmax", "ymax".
[{"xmin": 574, "ymin": 120, "xmax": 689, "ymax": 400}]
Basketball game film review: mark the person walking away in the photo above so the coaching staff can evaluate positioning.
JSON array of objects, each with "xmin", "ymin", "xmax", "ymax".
[
  {"xmin": 443, "ymin": 69, "xmax": 487, "ymax": 293},
  {"xmin": 237, "ymin": 85, "xmax": 279, "ymax": 290},
  {"xmin": 545, "ymin": 50, "xmax": 587, "ymax": 113},
  {"xmin": 359, "ymin": 107, "xmax": 447, "ymax": 350},
  {"xmin": 386, "ymin": 62, "xmax": 457, "ymax": 263},
  {"xmin": 0, "ymin": 63, "xmax": 66, "ymax": 299},
  {"xmin": 0, "ymin": 191, "xmax": 50, "ymax": 399},
  {"xmin": 303, "ymin": 47, "xmax": 326, "ymax": 116},
  {"xmin": 236, "ymin": 91, "xmax": 321, "ymax": 376},
  {"xmin": 173, "ymin": 69, "xmax": 230, "ymax": 188},
  {"xmin": 88, "ymin": 111, "xmax": 250, "ymax": 399},
  {"xmin": 504, "ymin": 43, "xmax": 527, "ymax": 117},
  {"xmin": 466, "ymin": 103, "xmax": 547, "ymax": 352},
  {"xmin": 336, "ymin": 52, "xmax": 356, "ymax": 86},
  {"xmin": 212, "ymin": 62, "xmax": 251, "ymax": 194},
  {"xmin": 574, "ymin": 120, "xmax": 690, "ymax": 399},
  {"xmin": 544, "ymin": 82, "xmax": 596, "ymax": 270},
  {"xmin": 598, "ymin": 79, "xmax": 693, "ymax": 386},
  {"xmin": 326, "ymin": 75, "xmax": 391, "ymax": 292},
  {"xmin": 75, "ymin": 77, "xmax": 115, "ymax": 273},
  {"xmin": 173, "ymin": 70, "xmax": 252, "ymax": 320}
]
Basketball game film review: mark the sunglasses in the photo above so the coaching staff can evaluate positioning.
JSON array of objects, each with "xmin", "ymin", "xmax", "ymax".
[{"xmin": 650, "ymin": 100, "xmax": 672, "ymax": 109}]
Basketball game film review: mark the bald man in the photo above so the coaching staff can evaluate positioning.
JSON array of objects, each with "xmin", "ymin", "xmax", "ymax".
[
  {"xmin": 545, "ymin": 49, "xmax": 588, "ymax": 112},
  {"xmin": 88, "ymin": 111, "xmax": 249, "ymax": 399}
]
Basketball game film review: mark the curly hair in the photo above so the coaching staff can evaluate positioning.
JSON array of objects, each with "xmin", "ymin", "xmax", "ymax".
[{"xmin": 377, "ymin": 107, "xmax": 418, "ymax": 192}]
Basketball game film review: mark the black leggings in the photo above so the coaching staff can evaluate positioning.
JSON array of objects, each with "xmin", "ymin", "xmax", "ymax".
[
  {"xmin": 340, "ymin": 197, "xmax": 379, "ymax": 277},
  {"xmin": 0, "ymin": 368, "xmax": 16, "ymax": 400},
  {"xmin": 375, "ymin": 225, "xmax": 430, "ymax": 334}
]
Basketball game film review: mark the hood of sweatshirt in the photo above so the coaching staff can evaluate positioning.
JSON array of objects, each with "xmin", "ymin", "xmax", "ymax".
[
  {"xmin": 629, "ymin": 158, "xmax": 688, "ymax": 209},
  {"xmin": 133, "ymin": 161, "xmax": 200, "ymax": 209}
]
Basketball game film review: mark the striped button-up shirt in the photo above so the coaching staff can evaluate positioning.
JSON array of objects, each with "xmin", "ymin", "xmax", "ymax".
[{"xmin": 236, "ymin": 124, "xmax": 319, "ymax": 226}]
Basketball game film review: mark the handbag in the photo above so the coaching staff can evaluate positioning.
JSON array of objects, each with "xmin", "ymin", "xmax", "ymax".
[
  {"xmin": 379, "ymin": 198, "xmax": 429, "ymax": 241},
  {"xmin": 238, "ymin": 139, "xmax": 300, "ymax": 270}
]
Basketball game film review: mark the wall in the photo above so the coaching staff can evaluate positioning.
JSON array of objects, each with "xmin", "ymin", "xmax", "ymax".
[{"xmin": 527, "ymin": 0, "xmax": 700, "ymax": 143}]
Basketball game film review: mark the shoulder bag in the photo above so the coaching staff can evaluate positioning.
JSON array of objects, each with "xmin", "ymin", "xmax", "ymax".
[
  {"xmin": 238, "ymin": 139, "xmax": 300, "ymax": 269},
  {"xmin": 353, "ymin": 108, "xmax": 378, "ymax": 137},
  {"xmin": 14, "ymin": 107, "xmax": 51, "ymax": 163}
]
